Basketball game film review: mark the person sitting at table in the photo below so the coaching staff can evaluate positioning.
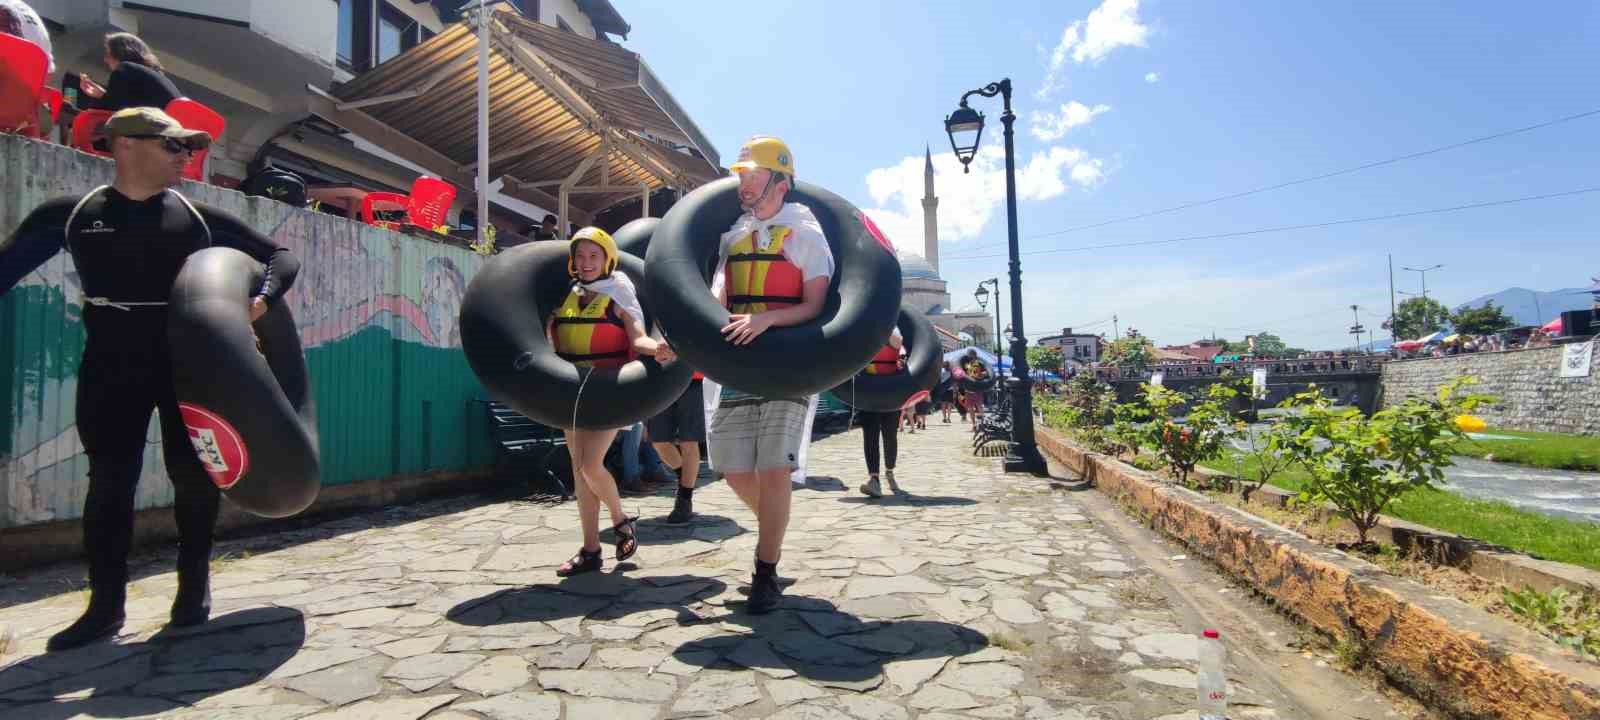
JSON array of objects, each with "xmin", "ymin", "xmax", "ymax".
[{"xmin": 78, "ymin": 32, "xmax": 181, "ymax": 113}]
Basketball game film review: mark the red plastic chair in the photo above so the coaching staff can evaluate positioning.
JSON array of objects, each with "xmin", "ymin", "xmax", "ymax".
[
  {"xmin": 0, "ymin": 33, "xmax": 49, "ymax": 136},
  {"xmin": 70, "ymin": 109, "xmax": 114, "ymax": 157},
  {"xmin": 361, "ymin": 191, "xmax": 408, "ymax": 230},
  {"xmin": 164, "ymin": 98, "xmax": 225, "ymax": 181},
  {"xmin": 40, "ymin": 86, "xmax": 62, "ymax": 122},
  {"xmin": 407, "ymin": 176, "xmax": 456, "ymax": 229}
]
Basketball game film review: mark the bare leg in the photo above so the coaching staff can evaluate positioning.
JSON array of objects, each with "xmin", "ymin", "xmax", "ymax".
[
  {"xmin": 676, "ymin": 442, "xmax": 700, "ymax": 489},
  {"xmin": 654, "ymin": 441, "xmax": 683, "ymax": 470},
  {"xmin": 754, "ymin": 468, "xmax": 791, "ymax": 564},
  {"xmin": 571, "ymin": 428, "xmax": 625, "ymax": 530},
  {"xmin": 725, "ymin": 471, "xmax": 762, "ymax": 514},
  {"xmin": 565, "ymin": 432, "xmax": 602, "ymax": 552}
]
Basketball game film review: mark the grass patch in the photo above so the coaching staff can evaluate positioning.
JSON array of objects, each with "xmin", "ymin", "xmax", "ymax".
[
  {"xmin": 1204, "ymin": 453, "xmax": 1600, "ymax": 571},
  {"xmin": 1452, "ymin": 428, "xmax": 1600, "ymax": 472},
  {"xmin": 987, "ymin": 631, "xmax": 1031, "ymax": 652}
]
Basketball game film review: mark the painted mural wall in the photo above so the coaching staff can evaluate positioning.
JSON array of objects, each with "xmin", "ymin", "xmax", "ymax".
[{"xmin": 0, "ymin": 136, "xmax": 495, "ymax": 529}]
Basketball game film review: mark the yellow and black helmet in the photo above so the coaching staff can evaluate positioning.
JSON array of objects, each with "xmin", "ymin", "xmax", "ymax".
[{"xmin": 568, "ymin": 226, "xmax": 619, "ymax": 278}]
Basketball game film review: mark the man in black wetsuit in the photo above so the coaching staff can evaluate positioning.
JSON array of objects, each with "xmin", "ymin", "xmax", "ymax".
[{"xmin": 0, "ymin": 107, "xmax": 301, "ymax": 651}]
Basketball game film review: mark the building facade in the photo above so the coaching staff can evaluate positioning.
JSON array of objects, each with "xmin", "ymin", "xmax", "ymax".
[
  {"xmin": 1036, "ymin": 328, "xmax": 1104, "ymax": 368},
  {"xmin": 29, "ymin": 0, "xmax": 716, "ymax": 234}
]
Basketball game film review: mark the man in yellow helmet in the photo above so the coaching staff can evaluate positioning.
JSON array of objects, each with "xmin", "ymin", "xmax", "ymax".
[{"xmin": 681, "ymin": 136, "xmax": 833, "ymax": 613}]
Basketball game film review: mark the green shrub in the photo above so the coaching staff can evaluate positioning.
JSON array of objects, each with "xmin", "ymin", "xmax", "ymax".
[{"xmin": 1279, "ymin": 378, "xmax": 1493, "ymax": 544}]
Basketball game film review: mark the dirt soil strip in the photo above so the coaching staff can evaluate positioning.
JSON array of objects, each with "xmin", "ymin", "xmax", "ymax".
[{"xmin": 1039, "ymin": 426, "xmax": 1600, "ymax": 720}]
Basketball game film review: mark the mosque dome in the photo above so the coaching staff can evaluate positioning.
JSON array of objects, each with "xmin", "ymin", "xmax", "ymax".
[{"xmin": 897, "ymin": 252, "xmax": 941, "ymax": 280}]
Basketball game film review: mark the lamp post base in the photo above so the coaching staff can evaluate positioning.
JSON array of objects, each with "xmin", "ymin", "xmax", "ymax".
[{"xmin": 1003, "ymin": 444, "xmax": 1048, "ymax": 476}]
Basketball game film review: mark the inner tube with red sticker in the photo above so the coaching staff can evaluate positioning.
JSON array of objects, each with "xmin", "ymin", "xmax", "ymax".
[
  {"xmin": 644, "ymin": 177, "xmax": 902, "ymax": 399},
  {"xmin": 167, "ymin": 247, "xmax": 319, "ymax": 518},
  {"xmin": 612, "ymin": 216, "xmax": 658, "ymax": 260},
  {"xmin": 830, "ymin": 306, "xmax": 941, "ymax": 412},
  {"xmin": 460, "ymin": 241, "xmax": 692, "ymax": 430}
]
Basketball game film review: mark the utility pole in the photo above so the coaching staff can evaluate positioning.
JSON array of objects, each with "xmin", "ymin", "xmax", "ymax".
[
  {"xmin": 1388, "ymin": 254, "xmax": 1397, "ymax": 343},
  {"xmin": 1402, "ymin": 263, "xmax": 1444, "ymax": 331},
  {"xmin": 1348, "ymin": 304, "xmax": 1365, "ymax": 352},
  {"xmin": 1113, "ymin": 314, "xmax": 1120, "ymax": 341}
]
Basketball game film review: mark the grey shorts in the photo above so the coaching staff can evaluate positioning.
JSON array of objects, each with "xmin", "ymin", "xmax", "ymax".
[{"xmin": 709, "ymin": 397, "xmax": 808, "ymax": 474}]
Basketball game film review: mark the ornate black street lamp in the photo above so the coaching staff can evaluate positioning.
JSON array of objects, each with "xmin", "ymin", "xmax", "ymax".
[
  {"xmin": 974, "ymin": 278, "xmax": 1001, "ymax": 355},
  {"xmin": 946, "ymin": 78, "xmax": 1046, "ymax": 476}
]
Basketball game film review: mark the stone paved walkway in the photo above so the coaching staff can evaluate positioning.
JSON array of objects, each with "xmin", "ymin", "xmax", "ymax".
[{"xmin": 0, "ymin": 421, "xmax": 1364, "ymax": 719}]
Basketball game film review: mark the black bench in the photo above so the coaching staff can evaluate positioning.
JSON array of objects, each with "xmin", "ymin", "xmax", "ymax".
[{"xmin": 481, "ymin": 400, "xmax": 572, "ymax": 499}]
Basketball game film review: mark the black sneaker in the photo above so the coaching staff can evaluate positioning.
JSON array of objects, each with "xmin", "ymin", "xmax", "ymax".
[
  {"xmin": 746, "ymin": 572, "xmax": 783, "ymax": 615},
  {"xmin": 47, "ymin": 605, "xmax": 125, "ymax": 651},
  {"xmin": 667, "ymin": 489, "xmax": 694, "ymax": 524}
]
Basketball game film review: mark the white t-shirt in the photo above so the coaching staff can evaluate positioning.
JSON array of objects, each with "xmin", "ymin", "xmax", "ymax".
[
  {"xmin": 0, "ymin": 0, "xmax": 54, "ymax": 73},
  {"xmin": 717, "ymin": 202, "xmax": 835, "ymax": 283}
]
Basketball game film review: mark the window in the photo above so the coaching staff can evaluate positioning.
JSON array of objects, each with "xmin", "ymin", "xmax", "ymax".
[
  {"xmin": 337, "ymin": 0, "xmax": 430, "ymax": 71},
  {"xmin": 376, "ymin": 2, "xmax": 413, "ymax": 65},
  {"xmin": 335, "ymin": 0, "xmax": 355, "ymax": 69},
  {"xmin": 556, "ymin": 15, "xmax": 574, "ymax": 34}
]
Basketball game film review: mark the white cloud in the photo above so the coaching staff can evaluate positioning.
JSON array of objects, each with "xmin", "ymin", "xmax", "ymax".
[
  {"xmin": 1144, "ymin": 71, "xmax": 1160, "ymax": 83},
  {"xmin": 1029, "ymin": 101, "xmax": 1111, "ymax": 142},
  {"xmin": 1037, "ymin": 0, "xmax": 1151, "ymax": 98},
  {"xmin": 864, "ymin": 145, "xmax": 1105, "ymax": 250}
]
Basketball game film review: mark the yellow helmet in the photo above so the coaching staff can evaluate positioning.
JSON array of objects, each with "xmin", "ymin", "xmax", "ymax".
[
  {"xmin": 729, "ymin": 136, "xmax": 794, "ymax": 177},
  {"xmin": 568, "ymin": 226, "xmax": 619, "ymax": 278}
]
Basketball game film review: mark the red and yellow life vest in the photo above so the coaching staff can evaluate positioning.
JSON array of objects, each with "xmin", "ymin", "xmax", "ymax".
[
  {"xmin": 725, "ymin": 225, "xmax": 804, "ymax": 315},
  {"xmin": 865, "ymin": 344, "xmax": 901, "ymax": 375},
  {"xmin": 551, "ymin": 289, "xmax": 633, "ymax": 368}
]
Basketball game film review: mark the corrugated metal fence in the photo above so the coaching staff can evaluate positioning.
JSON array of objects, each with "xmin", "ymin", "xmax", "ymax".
[{"xmin": 0, "ymin": 135, "xmax": 495, "ymax": 529}]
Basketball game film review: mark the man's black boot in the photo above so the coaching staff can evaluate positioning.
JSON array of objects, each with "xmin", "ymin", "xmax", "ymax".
[
  {"xmin": 667, "ymin": 486, "xmax": 694, "ymax": 524},
  {"xmin": 170, "ymin": 547, "xmax": 211, "ymax": 627},
  {"xmin": 48, "ymin": 587, "xmax": 125, "ymax": 651},
  {"xmin": 746, "ymin": 559, "xmax": 783, "ymax": 615}
]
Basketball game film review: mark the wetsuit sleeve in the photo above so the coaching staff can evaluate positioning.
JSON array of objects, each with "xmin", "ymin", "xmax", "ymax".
[
  {"xmin": 196, "ymin": 203, "xmax": 301, "ymax": 305},
  {"xmin": 0, "ymin": 199, "xmax": 73, "ymax": 296}
]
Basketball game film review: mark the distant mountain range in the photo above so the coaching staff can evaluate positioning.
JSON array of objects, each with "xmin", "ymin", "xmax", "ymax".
[{"xmin": 1453, "ymin": 287, "xmax": 1593, "ymax": 327}]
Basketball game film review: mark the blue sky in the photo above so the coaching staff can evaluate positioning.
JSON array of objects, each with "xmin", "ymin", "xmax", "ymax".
[{"xmin": 617, "ymin": 0, "xmax": 1599, "ymax": 350}]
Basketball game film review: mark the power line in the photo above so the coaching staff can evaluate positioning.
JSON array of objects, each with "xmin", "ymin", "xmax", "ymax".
[
  {"xmin": 942, "ymin": 186, "xmax": 1600, "ymax": 261},
  {"xmin": 958, "ymin": 106, "xmax": 1600, "ymax": 252}
]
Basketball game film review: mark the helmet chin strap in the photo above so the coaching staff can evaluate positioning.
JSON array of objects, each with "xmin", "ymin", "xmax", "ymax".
[{"xmin": 741, "ymin": 173, "xmax": 780, "ymax": 214}]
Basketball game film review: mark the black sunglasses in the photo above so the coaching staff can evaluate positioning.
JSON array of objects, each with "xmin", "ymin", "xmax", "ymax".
[{"xmin": 123, "ymin": 134, "xmax": 197, "ymax": 154}]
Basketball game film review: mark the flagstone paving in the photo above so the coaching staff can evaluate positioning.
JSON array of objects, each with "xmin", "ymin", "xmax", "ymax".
[{"xmin": 0, "ymin": 421, "xmax": 1410, "ymax": 719}]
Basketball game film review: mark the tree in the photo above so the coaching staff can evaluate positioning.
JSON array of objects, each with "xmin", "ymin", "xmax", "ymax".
[
  {"xmin": 1028, "ymin": 345, "xmax": 1064, "ymax": 375},
  {"xmin": 1250, "ymin": 333, "xmax": 1288, "ymax": 357},
  {"xmin": 1450, "ymin": 301, "xmax": 1514, "ymax": 336},
  {"xmin": 1104, "ymin": 336, "xmax": 1156, "ymax": 370},
  {"xmin": 1392, "ymin": 297, "xmax": 1450, "ymax": 339}
]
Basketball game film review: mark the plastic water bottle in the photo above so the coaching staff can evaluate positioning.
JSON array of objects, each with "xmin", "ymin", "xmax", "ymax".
[{"xmin": 1197, "ymin": 628, "xmax": 1228, "ymax": 720}]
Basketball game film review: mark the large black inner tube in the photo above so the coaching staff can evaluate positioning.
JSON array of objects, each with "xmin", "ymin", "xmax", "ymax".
[
  {"xmin": 644, "ymin": 177, "xmax": 902, "ymax": 399},
  {"xmin": 460, "ymin": 241, "xmax": 692, "ymax": 430},
  {"xmin": 612, "ymin": 216, "xmax": 658, "ymax": 259},
  {"xmin": 830, "ymin": 306, "xmax": 941, "ymax": 412},
  {"xmin": 167, "ymin": 247, "xmax": 319, "ymax": 519}
]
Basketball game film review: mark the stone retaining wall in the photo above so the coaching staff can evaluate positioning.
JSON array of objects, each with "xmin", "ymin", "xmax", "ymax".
[
  {"xmin": 1038, "ymin": 426, "xmax": 1600, "ymax": 720},
  {"xmin": 1381, "ymin": 345, "xmax": 1599, "ymax": 435}
]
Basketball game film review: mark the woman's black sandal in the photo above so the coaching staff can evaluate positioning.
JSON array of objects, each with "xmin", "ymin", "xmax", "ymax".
[
  {"xmin": 557, "ymin": 547, "xmax": 603, "ymax": 577},
  {"xmin": 613, "ymin": 516, "xmax": 639, "ymax": 562}
]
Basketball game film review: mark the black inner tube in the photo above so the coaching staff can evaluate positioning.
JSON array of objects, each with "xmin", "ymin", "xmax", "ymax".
[
  {"xmin": 644, "ymin": 177, "xmax": 901, "ymax": 399},
  {"xmin": 830, "ymin": 306, "xmax": 942, "ymax": 412},
  {"xmin": 167, "ymin": 247, "xmax": 319, "ymax": 519},
  {"xmin": 612, "ymin": 216, "xmax": 658, "ymax": 259},
  {"xmin": 461, "ymin": 241, "xmax": 691, "ymax": 430}
]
